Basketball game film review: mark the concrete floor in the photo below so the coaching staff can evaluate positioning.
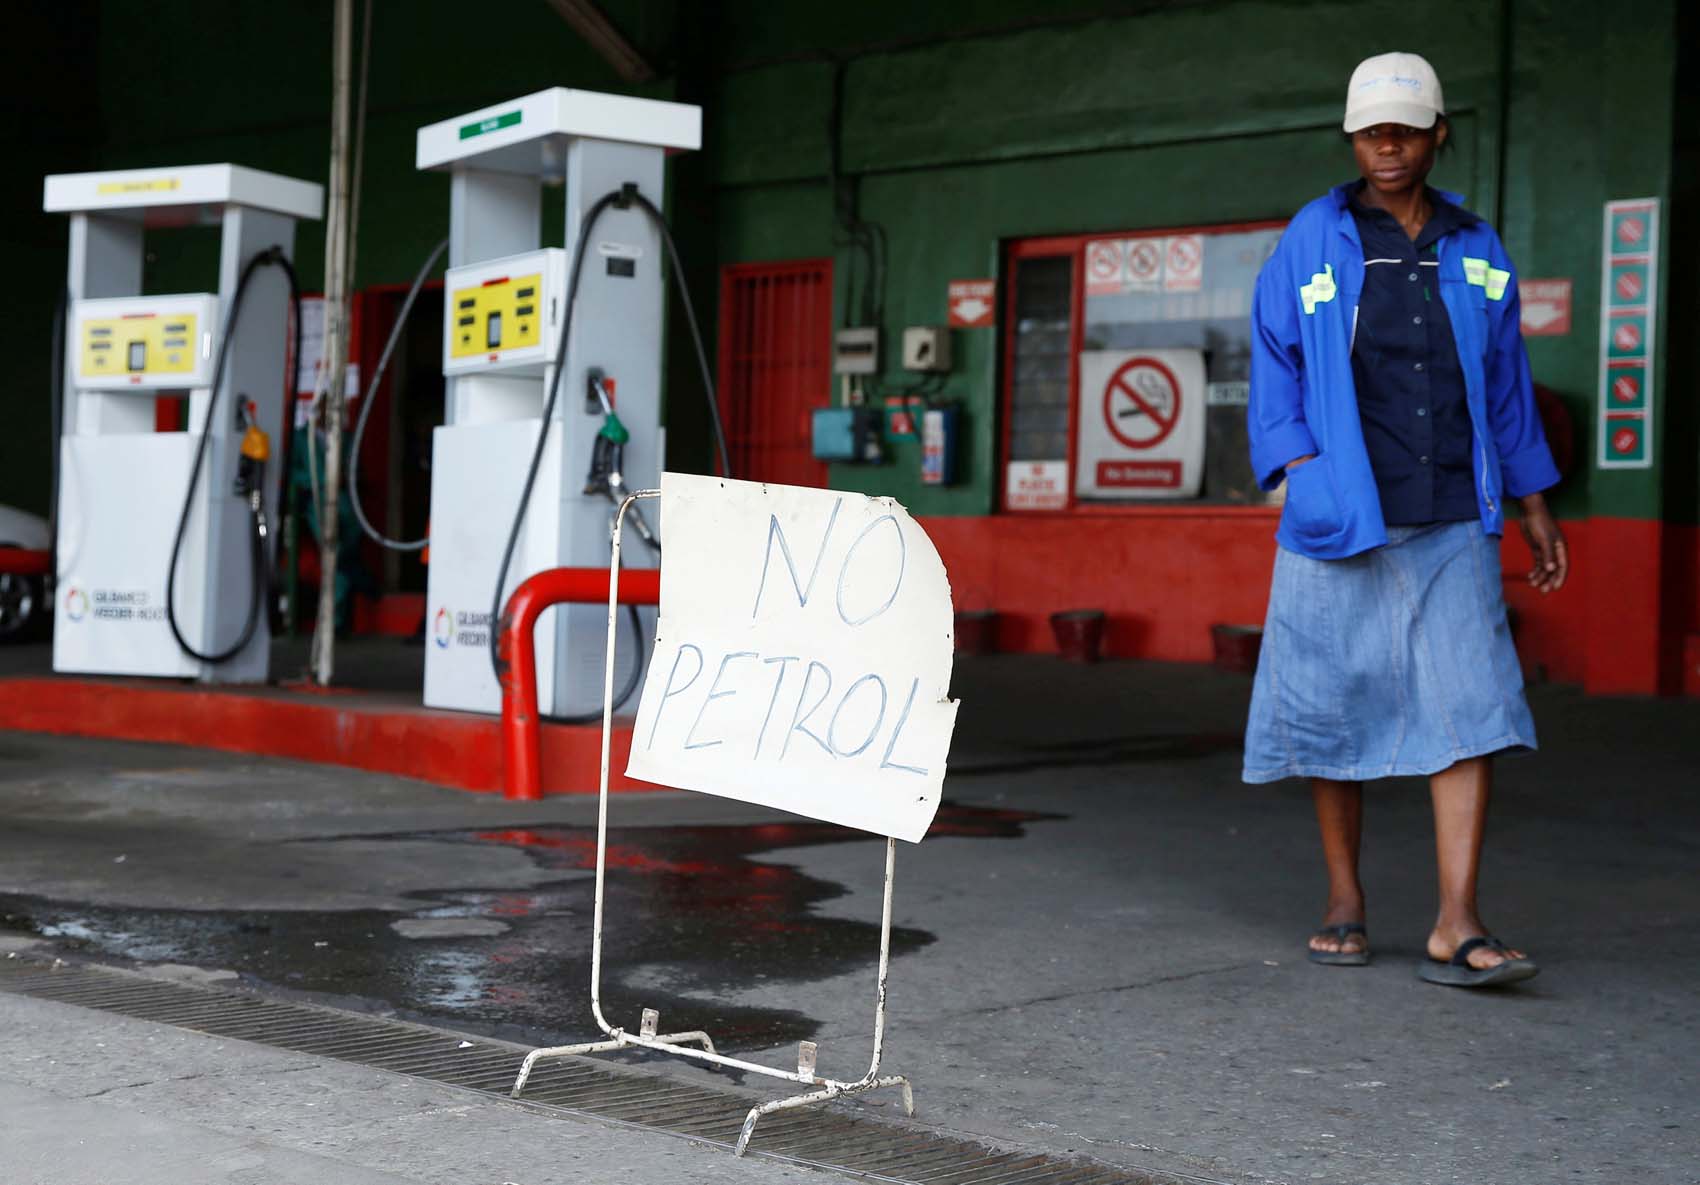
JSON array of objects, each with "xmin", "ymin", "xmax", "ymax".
[{"xmin": 0, "ymin": 649, "xmax": 1696, "ymax": 1185}]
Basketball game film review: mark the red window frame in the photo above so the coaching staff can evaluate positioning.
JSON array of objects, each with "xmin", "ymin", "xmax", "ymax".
[{"xmin": 999, "ymin": 219, "xmax": 1289, "ymax": 516}]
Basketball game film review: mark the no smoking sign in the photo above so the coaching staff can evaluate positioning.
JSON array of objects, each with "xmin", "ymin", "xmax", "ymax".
[
  {"xmin": 1075, "ymin": 348, "xmax": 1205, "ymax": 500},
  {"xmin": 1103, "ymin": 358, "xmax": 1182, "ymax": 449},
  {"xmin": 1598, "ymin": 197, "xmax": 1658, "ymax": 471}
]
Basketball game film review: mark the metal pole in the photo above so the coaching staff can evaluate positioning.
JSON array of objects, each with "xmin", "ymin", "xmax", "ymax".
[{"xmin": 311, "ymin": 0, "xmax": 353, "ymax": 685}]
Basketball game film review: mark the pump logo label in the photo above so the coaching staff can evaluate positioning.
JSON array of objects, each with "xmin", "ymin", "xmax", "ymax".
[
  {"xmin": 433, "ymin": 608, "xmax": 494, "ymax": 649},
  {"xmin": 64, "ymin": 586, "xmax": 166, "ymax": 624}
]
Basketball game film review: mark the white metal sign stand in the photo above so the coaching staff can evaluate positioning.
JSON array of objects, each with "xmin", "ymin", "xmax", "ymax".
[{"xmin": 510, "ymin": 491, "xmax": 916, "ymax": 1156}]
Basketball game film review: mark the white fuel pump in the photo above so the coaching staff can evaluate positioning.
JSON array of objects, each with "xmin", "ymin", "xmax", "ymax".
[
  {"xmin": 44, "ymin": 165, "xmax": 323, "ymax": 682},
  {"xmin": 414, "ymin": 89, "xmax": 702, "ymax": 716}
]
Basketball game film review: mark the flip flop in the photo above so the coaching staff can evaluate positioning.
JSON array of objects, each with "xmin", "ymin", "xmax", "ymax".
[
  {"xmin": 1307, "ymin": 922, "xmax": 1369, "ymax": 966},
  {"xmin": 1418, "ymin": 936, "xmax": 1539, "ymax": 988}
]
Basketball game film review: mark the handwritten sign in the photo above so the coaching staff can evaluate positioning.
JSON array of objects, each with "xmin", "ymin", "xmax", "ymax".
[{"xmin": 627, "ymin": 474, "xmax": 960, "ymax": 843}]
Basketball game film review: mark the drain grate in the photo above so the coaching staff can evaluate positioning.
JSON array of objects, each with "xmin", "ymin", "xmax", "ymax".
[{"xmin": 0, "ymin": 956, "xmax": 1162, "ymax": 1184}]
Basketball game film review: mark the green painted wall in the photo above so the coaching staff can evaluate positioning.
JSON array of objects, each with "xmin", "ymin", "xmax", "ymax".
[
  {"xmin": 2, "ymin": 0, "xmax": 1685, "ymax": 531},
  {"xmin": 708, "ymin": 0, "xmax": 1684, "ymax": 519}
]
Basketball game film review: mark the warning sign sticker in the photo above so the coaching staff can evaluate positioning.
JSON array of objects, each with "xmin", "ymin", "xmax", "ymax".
[
  {"xmin": 1125, "ymin": 238, "xmax": 1163, "ymax": 292},
  {"xmin": 1163, "ymin": 235, "xmax": 1204, "ymax": 292},
  {"xmin": 1085, "ymin": 240, "xmax": 1125, "ymax": 296},
  {"xmin": 1085, "ymin": 236, "xmax": 1180, "ymax": 296},
  {"xmin": 1075, "ymin": 348, "xmax": 1206, "ymax": 500},
  {"xmin": 1607, "ymin": 362, "xmax": 1647, "ymax": 410},
  {"xmin": 1597, "ymin": 198, "xmax": 1659, "ymax": 470},
  {"xmin": 1005, "ymin": 460, "xmax": 1069, "ymax": 511}
]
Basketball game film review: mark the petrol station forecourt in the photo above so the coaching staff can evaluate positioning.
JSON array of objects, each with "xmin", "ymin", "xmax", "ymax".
[{"xmin": 5, "ymin": 4, "xmax": 1700, "ymax": 1185}]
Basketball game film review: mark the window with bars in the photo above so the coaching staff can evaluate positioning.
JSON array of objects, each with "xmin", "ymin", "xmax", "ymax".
[{"xmin": 717, "ymin": 260, "xmax": 834, "ymax": 488}]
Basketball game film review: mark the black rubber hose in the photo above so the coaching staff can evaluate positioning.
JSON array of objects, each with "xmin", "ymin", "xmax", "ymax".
[
  {"xmin": 165, "ymin": 248, "xmax": 301, "ymax": 665},
  {"xmin": 487, "ymin": 187, "xmax": 733, "ymax": 724},
  {"xmin": 348, "ymin": 236, "xmax": 447, "ymax": 551},
  {"xmin": 628, "ymin": 191, "xmax": 731, "ymax": 480},
  {"xmin": 485, "ymin": 192, "xmax": 646, "ymax": 724}
]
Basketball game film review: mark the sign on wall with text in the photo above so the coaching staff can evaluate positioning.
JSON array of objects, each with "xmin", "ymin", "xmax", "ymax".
[
  {"xmin": 1597, "ymin": 198, "xmax": 1659, "ymax": 470},
  {"xmin": 1074, "ymin": 348, "xmax": 1207, "ymax": 499},
  {"xmin": 627, "ymin": 474, "xmax": 960, "ymax": 843}
]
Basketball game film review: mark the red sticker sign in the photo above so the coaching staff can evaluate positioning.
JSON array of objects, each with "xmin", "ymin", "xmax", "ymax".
[
  {"xmin": 947, "ymin": 279, "xmax": 995, "ymax": 328},
  {"xmin": 1103, "ymin": 357, "xmax": 1182, "ymax": 450},
  {"xmin": 1519, "ymin": 278, "xmax": 1571, "ymax": 336}
]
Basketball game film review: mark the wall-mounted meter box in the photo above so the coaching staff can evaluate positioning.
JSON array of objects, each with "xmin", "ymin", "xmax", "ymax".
[
  {"xmin": 72, "ymin": 294, "xmax": 220, "ymax": 391},
  {"xmin": 442, "ymin": 248, "xmax": 567, "ymax": 377},
  {"xmin": 902, "ymin": 325, "xmax": 952, "ymax": 373},
  {"xmin": 833, "ymin": 326, "xmax": 880, "ymax": 376}
]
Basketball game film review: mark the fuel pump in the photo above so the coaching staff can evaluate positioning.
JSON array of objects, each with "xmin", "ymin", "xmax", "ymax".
[
  {"xmin": 44, "ymin": 165, "xmax": 322, "ymax": 682},
  {"xmin": 412, "ymin": 88, "xmax": 711, "ymax": 717}
]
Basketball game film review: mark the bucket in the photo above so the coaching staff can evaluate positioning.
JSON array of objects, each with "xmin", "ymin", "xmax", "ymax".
[
  {"xmin": 1049, "ymin": 609, "xmax": 1106, "ymax": 663},
  {"xmin": 1210, "ymin": 624, "xmax": 1263, "ymax": 674},
  {"xmin": 954, "ymin": 609, "xmax": 999, "ymax": 657}
]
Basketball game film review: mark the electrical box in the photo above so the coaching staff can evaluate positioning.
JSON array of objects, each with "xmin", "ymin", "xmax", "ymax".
[
  {"xmin": 73, "ymin": 294, "xmax": 220, "ymax": 391},
  {"xmin": 442, "ymin": 248, "xmax": 567, "ymax": 377},
  {"xmin": 902, "ymin": 325, "xmax": 952, "ymax": 373},
  {"xmin": 921, "ymin": 405, "xmax": 960, "ymax": 485},
  {"xmin": 833, "ymin": 327, "xmax": 880, "ymax": 376},
  {"xmin": 812, "ymin": 406, "xmax": 883, "ymax": 463}
]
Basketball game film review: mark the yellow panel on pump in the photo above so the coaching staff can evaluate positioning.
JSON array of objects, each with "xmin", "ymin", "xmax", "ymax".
[
  {"xmin": 448, "ymin": 271, "xmax": 544, "ymax": 359},
  {"xmin": 80, "ymin": 310, "xmax": 201, "ymax": 383}
]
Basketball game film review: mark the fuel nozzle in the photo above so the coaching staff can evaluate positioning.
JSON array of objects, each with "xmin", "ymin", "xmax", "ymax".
[
  {"xmin": 582, "ymin": 369, "xmax": 658, "ymax": 552},
  {"xmin": 235, "ymin": 399, "xmax": 270, "ymax": 511}
]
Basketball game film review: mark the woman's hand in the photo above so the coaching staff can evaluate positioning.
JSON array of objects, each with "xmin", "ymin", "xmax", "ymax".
[
  {"xmin": 1285, "ymin": 454, "xmax": 1317, "ymax": 472},
  {"xmin": 1517, "ymin": 492, "xmax": 1568, "ymax": 594}
]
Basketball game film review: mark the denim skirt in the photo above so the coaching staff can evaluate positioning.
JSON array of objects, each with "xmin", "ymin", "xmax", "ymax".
[{"xmin": 1242, "ymin": 520, "xmax": 1537, "ymax": 783}]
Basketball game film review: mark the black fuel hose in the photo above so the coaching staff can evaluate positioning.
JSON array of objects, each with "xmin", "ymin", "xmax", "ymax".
[
  {"xmin": 165, "ymin": 247, "xmax": 302, "ymax": 665},
  {"xmin": 487, "ymin": 185, "xmax": 730, "ymax": 724}
]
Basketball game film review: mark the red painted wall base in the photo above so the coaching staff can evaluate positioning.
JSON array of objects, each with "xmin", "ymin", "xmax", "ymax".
[
  {"xmin": 921, "ymin": 512, "xmax": 1692, "ymax": 697},
  {"xmin": 0, "ymin": 677, "xmax": 659, "ymax": 796}
]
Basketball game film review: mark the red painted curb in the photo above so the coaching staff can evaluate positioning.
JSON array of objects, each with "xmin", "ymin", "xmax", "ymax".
[{"xmin": 0, "ymin": 677, "xmax": 660, "ymax": 796}]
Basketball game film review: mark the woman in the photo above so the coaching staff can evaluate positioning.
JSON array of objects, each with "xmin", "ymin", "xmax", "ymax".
[{"xmin": 1243, "ymin": 52, "xmax": 1568, "ymax": 988}]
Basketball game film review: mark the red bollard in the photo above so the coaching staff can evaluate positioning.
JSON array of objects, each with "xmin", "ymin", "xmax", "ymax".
[{"xmin": 497, "ymin": 566, "xmax": 661, "ymax": 801}]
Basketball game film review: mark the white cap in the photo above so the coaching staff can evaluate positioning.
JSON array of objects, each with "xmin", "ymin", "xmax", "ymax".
[{"xmin": 1343, "ymin": 52, "xmax": 1445, "ymax": 133}]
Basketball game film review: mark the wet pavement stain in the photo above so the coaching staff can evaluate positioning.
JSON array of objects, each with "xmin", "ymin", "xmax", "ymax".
[
  {"xmin": 949, "ymin": 733, "xmax": 1242, "ymax": 776},
  {"xmin": 0, "ymin": 803, "xmax": 1057, "ymax": 1055}
]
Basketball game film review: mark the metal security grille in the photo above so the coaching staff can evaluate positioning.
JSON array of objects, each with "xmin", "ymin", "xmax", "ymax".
[
  {"xmin": 0, "ymin": 956, "xmax": 1168, "ymax": 1185},
  {"xmin": 717, "ymin": 260, "xmax": 833, "ymax": 488}
]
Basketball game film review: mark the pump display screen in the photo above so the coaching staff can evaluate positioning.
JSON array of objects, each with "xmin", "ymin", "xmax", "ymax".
[
  {"xmin": 75, "ymin": 302, "xmax": 208, "ymax": 388},
  {"xmin": 447, "ymin": 270, "xmax": 544, "ymax": 362}
]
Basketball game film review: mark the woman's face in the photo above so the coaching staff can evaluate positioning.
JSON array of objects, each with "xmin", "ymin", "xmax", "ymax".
[{"xmin": 1351, "ymin": 121, "xmax": 1446, "ymax": 197}]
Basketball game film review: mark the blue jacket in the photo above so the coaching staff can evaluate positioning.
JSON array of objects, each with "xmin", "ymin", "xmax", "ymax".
[{"xmin": 1248, "ymin": 183, "xmax": 1560, "ymax": 559}]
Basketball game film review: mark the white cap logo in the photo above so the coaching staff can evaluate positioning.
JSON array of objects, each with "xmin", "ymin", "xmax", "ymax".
[{"xmin": 1343, "ymin": 52, "xmax": 1445, "ymax": 133}]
